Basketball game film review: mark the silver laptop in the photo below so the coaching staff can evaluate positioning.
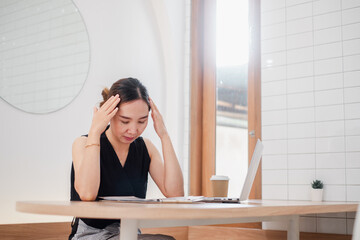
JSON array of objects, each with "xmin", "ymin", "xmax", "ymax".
[{"xmin": 199, "ymin": 139, "xmax": 264, "ymax": 203}]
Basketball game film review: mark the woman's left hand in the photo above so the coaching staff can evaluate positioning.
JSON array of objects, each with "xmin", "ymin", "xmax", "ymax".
[{"xmin": 149, "ymin": 97, "xmax": 168, "ymax": 139}]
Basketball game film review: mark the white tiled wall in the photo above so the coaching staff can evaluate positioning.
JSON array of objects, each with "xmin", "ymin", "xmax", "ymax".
[
  {"xmin": 0, "ymin": 0, "xmax": 89, "ymax": 113},
  {"xmin": 261, "ymin": 0, "xmax": 360, "ymax": 234}
]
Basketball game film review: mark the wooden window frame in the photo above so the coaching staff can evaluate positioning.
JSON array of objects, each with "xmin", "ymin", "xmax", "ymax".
[{"xmin": 189, "ymin": 0, "xmax": 261, "ymax": 200}]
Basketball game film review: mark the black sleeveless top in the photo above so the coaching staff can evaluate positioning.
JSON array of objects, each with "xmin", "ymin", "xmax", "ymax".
[{"xmin": 70, "ymin": 129, "xmax": 151, "ymax": 233}]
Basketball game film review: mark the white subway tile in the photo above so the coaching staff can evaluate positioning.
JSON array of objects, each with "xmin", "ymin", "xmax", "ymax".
[
  {"xmin": 263, "ymin": 170, "xmax": 288, "ymax": 184},
  {"xmin": 315, "ymin": 105, "xmax": 344, "ymax": 121},
  {"xmin": 262, "ymin": 37, "xmax": 286, "ymax": 54},
  {"xmin": 316, "ymin": 120, "xmax": 345, "ymax": 137},
  {"xmin": 262, "ymin": 23, "xmax": 286, "ymax": 40},
  {"xmin": 347, "ymin": 219, "xmax": 355, "ymax": 235},
  {"xmin": 288, "ymin": 154, "xmax": 315, "ymax": 169},
  {"xmin": 262, "ymin": 155, "xmax": 288, "ymax": 169},
  {"xmin": 342, "ymin": 0, "xmax": 360, "ymax": 9},
  {"xmin": 287, "ymin": 46, "xmax": 313, "ymax": 64},
  {"xmin": 316, "ymin": 152, "xmax": 346, "ymax": 168},
  {"xmin": 262, "ymin": 52, "xmax": 286, "ymax": 68},
  {"xmin": 300, "ymin": 216, "xmax": 317, "ymax": 232},
  {"xmin": 347, "ymin": 169, "xmax": 360, "ymax": 184},
  {"xmin": 262, "ymin": 80, "xmax": 286, "ymax": 96},
  {"xmin": 287, "ymin": 32, "xmax": 313, "ymax": 49},
  {"xmin": 345, "ymin": 103, "xmax": 360, "ymax": 119},
  {"xmin": 286, "ymin": 3, "xmax": 312, "ymax": 20},
  {"xmin": 347, "ymin": 152, "xmax": 360, "ymax": 168},
  {"xmin": 316, "ymin": 169, "xmax": 346, "ymax": 184},
  {"xmin": 347, "ymin": 212, "xmax": 357, "ymax": 219},
  {"xmin": 286, "ymin": 18, "xmax": 312, "ymax": 35},
  {"xmin": 314, "ymin": 27, "xmax": 342, "ymax": 45},
  {"xmin": 263, "ymin": 221, "xmax": 288, "ymax": 231},
  {"xmin": 323, "ymin": 185, "xmax": 346, "ymax": 201},
  {"xmin": 262, "ymin": 124, "xmax": 288, "ymax": 140},
  {"xmin": 315, "ymin": 89, "xmax": 344, "ymax": 106},
  {"xmin": 287, "ymin": 62, "xmax": 313, "ymax": 79},
  {"xmin": 288, "ymin": 122, "xmax": 315, "ymax": 139},
  {"xmin": 288, "ymin": 138, "xmax": 316, "ymax": 154},
  {"xmin": 262, "ymin": 110, "xmax": 287, "ymax": 125},
  {"xmin": 314, "ymin": 58, "xmax": 343, "ymax": 75},
  {"xmin": 289, "ymin": 170, "xmax": 315, "ymax": 184},
  {"xmin": 286, "ymin": 0, "xmax": 312, "ymax": 6},
  {"xmin": 314, "ymin": 73, "xmax": 343, "ymax": 91},
  {"xmin": 342, "ymin": 8, "xmax": 360, "ymax": 25},
  {"xmin": 261, "ymin": 0, "xmax": 286, "ymax": 12},
  {"xmin": 344, "ymin": 71, "xmax": 360, "ymax": 87},
  {"xmin": 289, "ymin": 185, "xmax": 312, "ymax": 200},
  {"xmin": 345, "ymin": 119, "xmax": 360, "ymax": 136},
  {"xmin": 317, "ymin": 217, "xmax": 347, "ymax": 234},
  {"xmin": 344, "ymin": 55, "xmax": 360, "ymax": 71},
  {"xmin": 262, "ymin": 65, "xmax": 287, "ymax": 82},
  {"xmin": 261, "ymin": 9, "xmax": 286, "ymax": 26},
  {"xmin": 313, "ymin": 0, "xmax": 341, "ymax": 15},
  {"xmin": 343, "ymin": 39, "xmax": 360, "ymax": 56},
  {"xmin": 318, "ymin": 212, "xmax": 346, "ymax": 218},
  {"xmin": 346, "ymin": 135, "xmax": 360, "ymax": 151},
  {"xmin": 287, "ymin": 77, "xmax": 314, "ymax": 93},
  {"xmin": 343, "ymin": 22, "xmax": 360, "ymax": 40},
  {"xmin": 347, "ymin": 186, "xmax": 360, "ymax": 201},
  {"xmin": 345, "ymin": 87, "xmax": 360, "ymax": 103},
  {"xmin": 314, "ymin": 42, "xmax": 342, "ymax": 60},
  {"xmin": 263, "ymin": 140, "xmax": 288, "ymax": 154},
  {"xmin": 316, "ymin": 136, "xmax": 345, "ymax": 153},
  {"xmin": 262, "ymin": 185, "xmax": 288, "ymax": 200},
  {"xmin": 288, "ymin": 92, "xmax": 314, "ymax": 109},
  {"xmin": 288, "ymin": 107, "xmax": 315, "ymax": 123},
  {"xmin": 262, "ymin": 95, "xmax": 287, "ymax": 111},
  {"xmin": 314, "ymin": 12, "xmax": 342, "ymax": 30}
]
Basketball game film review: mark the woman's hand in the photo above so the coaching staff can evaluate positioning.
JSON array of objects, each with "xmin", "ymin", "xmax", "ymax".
[
  {"xmin": 89, "ymin": 94, "xmax": 120, "ymax": 136},
  {"xmin": 149, "ymin": 97, "xmax": 168, "ymax": 139}
]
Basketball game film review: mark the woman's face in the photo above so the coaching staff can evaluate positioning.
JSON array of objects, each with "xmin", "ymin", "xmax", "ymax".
[{"xmin": 109, "ymin": 99, "xmax": 149, "ymax": 143}]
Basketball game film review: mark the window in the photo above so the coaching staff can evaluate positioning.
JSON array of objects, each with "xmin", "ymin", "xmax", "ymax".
[
  {"xmin": 215, "ymin": 0, "xmax": 249, "ymax": 198},
  {"xmin": 190, "ymin": 0, "xmax": 261, "ymax": 201}
]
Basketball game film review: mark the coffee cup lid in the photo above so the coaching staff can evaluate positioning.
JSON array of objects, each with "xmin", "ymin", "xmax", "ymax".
[{"xmin": 210, "ymin": 175, "xmax": 229, "ymax": 180}]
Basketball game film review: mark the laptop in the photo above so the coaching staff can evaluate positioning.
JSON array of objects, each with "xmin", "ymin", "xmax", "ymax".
[{"xmin": 197, "ymin": 138, "xmax": 264, "ymax": 203}]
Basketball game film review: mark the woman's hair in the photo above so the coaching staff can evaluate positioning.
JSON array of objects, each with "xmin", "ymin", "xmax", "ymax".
[{"xmin": 100, "ymin": 77, "xmax": 150, "ymax": 110}]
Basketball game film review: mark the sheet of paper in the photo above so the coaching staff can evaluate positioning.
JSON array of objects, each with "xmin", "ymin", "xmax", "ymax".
[{"xmin": 99, "ymin": 196, "xmax": 205, "ymax": 203}]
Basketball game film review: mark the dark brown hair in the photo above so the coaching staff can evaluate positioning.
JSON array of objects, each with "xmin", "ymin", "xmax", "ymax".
[{"xmin": 100, "ymin": 78, "xmax": 150, "ymax": 110}]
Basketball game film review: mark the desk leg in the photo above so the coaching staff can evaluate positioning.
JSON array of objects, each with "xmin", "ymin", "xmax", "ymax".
[
  {"xmin": 287, "ymin": 215, "xmax": 300, "ymax": 240},
  {"xmin": 120, "ymin": 219, "xmax": 138, "ymax": 240}
]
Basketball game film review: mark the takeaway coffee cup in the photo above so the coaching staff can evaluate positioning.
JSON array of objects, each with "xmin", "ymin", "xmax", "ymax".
[{"xmin": 210, "ymin": 175, "xmax": 229, "ymax": 197}]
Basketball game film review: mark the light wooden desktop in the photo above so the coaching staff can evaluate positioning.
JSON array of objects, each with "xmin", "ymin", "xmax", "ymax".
[{"xmin": 16, "ymin": 200, "xmax": 358, "ymax": 240}]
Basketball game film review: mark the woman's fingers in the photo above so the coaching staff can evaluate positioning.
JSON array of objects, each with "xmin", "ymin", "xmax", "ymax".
[
  {"xmin": 107, "ymin": 96, "xmax": 120, "ymax": 114},
  {"xmin": 102, "ymin": 94, "xmax": 120, "ymax": 112}
]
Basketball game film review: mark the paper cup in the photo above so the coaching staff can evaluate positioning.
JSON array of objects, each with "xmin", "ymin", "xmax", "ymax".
[{"xmin": 210, "ymin": 175, "xmax": 229, "ymax": 197}]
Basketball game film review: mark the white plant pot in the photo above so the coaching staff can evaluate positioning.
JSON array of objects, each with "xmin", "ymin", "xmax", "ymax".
[{"xmin": 311, "ymin": 188, "xmax": 323, "ymax": 202}]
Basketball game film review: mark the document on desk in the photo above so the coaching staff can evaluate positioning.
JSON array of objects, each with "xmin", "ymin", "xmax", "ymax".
[{"xmin": 100, "ymin": 196, "xmax": 205, "ymax": 203}]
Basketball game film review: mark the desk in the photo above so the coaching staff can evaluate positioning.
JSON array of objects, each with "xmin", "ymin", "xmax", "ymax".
[{"xmin": 16, "ymin": 200, "xmax": 358, "ymax": 240}]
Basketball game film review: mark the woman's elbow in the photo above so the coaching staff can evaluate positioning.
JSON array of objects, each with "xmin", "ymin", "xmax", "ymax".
[{"xmin": 75, "ymin": 183, "xmax": 97, "ymax": 201}]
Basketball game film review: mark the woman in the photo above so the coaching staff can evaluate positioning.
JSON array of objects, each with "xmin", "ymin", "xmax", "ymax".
[{"xmin": 69, "ymin": 78, "xmax": 184, "ymax": 240}]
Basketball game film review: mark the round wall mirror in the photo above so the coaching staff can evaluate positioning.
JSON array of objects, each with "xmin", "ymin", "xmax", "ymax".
[{"xmin": 0, "ymin": 0, "xmax": 90, "ymax": 114}]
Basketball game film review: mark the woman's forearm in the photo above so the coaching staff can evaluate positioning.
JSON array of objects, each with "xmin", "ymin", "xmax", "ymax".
[
  {"xmin": 74, "ymin": 133, "xmax": 101, "ymax": 201},
  {"xmin": 161, "ymin": 134, "xmax": 184, "ymax": 197}
]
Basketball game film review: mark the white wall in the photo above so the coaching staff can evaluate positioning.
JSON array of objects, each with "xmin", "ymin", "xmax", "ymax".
[
  {"xmin": 261, "ymin": 0, "xmax": 360, "ymax": 234},
  {"xmin": 0, "ymin": 0, "xmax": 188, "ymax": 224}
]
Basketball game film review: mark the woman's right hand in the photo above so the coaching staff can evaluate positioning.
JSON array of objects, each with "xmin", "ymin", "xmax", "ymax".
[{"xmin": 89, "ymin": 94, "xmax": 120, "ymax": 136}]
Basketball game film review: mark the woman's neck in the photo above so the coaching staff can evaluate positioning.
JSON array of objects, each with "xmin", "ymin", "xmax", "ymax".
[{"xmin": 105, "ymin": 128, "xmax": 130, "ymax": 153}]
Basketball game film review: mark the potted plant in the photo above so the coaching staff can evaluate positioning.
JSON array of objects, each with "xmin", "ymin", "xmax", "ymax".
[{"xmin": 311, "ymin": 180, "xmax": 324, "ymax": 201}]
